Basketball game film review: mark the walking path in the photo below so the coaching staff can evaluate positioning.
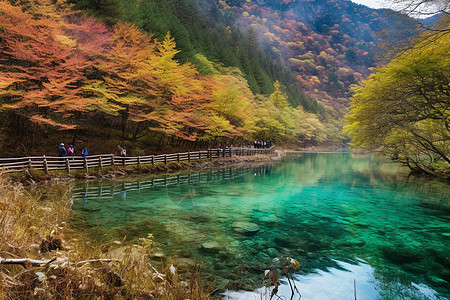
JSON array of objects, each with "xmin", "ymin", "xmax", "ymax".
[{"xmin": 0, "ymin": 147, "xmax": 275, "ymax": 174}]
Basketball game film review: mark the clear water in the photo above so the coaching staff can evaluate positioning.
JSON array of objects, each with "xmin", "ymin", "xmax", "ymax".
[{"xmin": 71, "ymin": 153, "xmax": 450, "ymax": 299}]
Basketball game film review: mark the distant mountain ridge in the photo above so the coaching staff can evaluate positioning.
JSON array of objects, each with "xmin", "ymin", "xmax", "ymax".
[{"xmin": 221, "ymin": 0, "xmax": 418, "ymax": 114}]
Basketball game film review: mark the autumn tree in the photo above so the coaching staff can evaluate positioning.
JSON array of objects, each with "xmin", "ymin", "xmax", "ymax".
[
  {"xmin": 0, "ymin": 1, "xmax": 93, "ymax": 130},
  {"xmin": 206, "ymin": 70, "xmax": 258, "ymax": 141},
  {"xmin": 345, "ymin": 28, "xmax": 449, "ymax": 176},
  {"xmin": 84, "ymin": 23, "xmax": 215, "ymax": 142}
]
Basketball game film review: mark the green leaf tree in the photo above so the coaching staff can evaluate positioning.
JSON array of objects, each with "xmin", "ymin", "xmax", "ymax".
[{"xmin": 345, "ymin": 28, "xmax": 449, "ymax": 175}]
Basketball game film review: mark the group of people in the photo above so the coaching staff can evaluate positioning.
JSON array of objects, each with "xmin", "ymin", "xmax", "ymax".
[
  {"xmin": 254, "ymin": 140, "xmax": 272, "ymax": 149},
  {"xmin": 58, "ymin": 143, "xmax": 87, "ymax": 157},
  {"xmin": 57, "ymin": 143, "xmax": 127, "ymax": 157}
]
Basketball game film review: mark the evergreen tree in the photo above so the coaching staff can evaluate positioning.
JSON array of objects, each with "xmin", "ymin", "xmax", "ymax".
[{"xmin": 72, "ymin": 0, "xmax": 122, "ymax": 25}]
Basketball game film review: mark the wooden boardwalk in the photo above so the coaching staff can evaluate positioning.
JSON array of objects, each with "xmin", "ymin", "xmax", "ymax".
[{"xmin": 0, "ymin": 147, "xmax": 274, "ymax": 174}]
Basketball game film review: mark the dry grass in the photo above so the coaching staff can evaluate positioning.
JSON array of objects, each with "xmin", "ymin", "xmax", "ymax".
[{"xmin": 0, "ymin": 174, "xmax": 211, "ymax": 299}]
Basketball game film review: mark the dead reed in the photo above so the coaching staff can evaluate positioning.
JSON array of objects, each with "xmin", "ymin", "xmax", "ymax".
[{"xmin": 0, "ymin": 174, "xmax": 211, "ymax": 299}]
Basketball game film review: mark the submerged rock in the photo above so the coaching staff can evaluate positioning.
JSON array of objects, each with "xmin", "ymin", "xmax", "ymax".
[
  {"xmin": 201, "ymin": 241, "xmax": 221, "ymax": 252},
  {"xmin": 150, "ymin": 251, "xmax": 165, "ymax": 258},
  {"xmin": 259, "ymin": 214, "xmax": 280, "ymax": 224},
  {"xmin": 232, "ymin": 221, "xmax": 260, "ymax": 236},
  {"xmin": 382, "ymin": 246, "xmax": 424, "ymax": 264},
  {"xmin": 274, "ymin": 235, "xmax": 296, "ymax": 248},
  {"xmin": 176, "ymin": 258, "xmax": 196, "ymax": 271}
]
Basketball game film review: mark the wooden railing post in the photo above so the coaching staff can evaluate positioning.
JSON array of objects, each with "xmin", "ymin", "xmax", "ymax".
[
  {"xmin": 164, "ymin": 154, "xmax": 167, "ymax": 164},
  {"xmin": 177, "ymin": 153, "xmax": 180, "ymax": 163},
  {"xmin": 65, "ymin": 158, "xmax": 70, "ymax": 174},
  {"xmin": 151, "ymin": 155, "xmax": 154, "ymax": 166},
  {"xmin": 28, "ymin": 158, "xmax": 32, "ymax": 170},
  {"xmin": 43, "ymin": 155, "xmax": 48, "ymax": 174},
  {"xmin": 84, "ymin": 157, "xmax": 88, "ymax": 173},
  {"xmin": 111, "ymin": 154, "xmax": 115, "ymax": 166},
  {"xmin": 188, "ymin": 152, "xmax": 191, "ymax": 163},
  {"xmin": 137, "ymin": 156, "xmax": 141, "ymax": 167},
  {"xmin": 99, "ymin": 156, "xmax": 103, "ymax": 170},
  {"xmin": 207, "ymin": 150, "xmax": 210, "ymax": 159}
]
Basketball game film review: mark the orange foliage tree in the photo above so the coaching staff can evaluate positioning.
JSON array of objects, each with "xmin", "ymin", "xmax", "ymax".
[
  {"xmin": 84, "ymin": 24, "xmax": 215, "ymax": 141},
  {"xmin": 0, "ymin": 1, "xmax": 94, "ymax": 129}
]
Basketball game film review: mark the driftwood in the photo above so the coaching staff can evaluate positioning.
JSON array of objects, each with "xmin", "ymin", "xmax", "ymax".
[
  {"xmin": 0, "ymin": 257, "xmax": 121, "ymax": 270},
  {"xmin": 0, "ymin": 257, "xmax": 56, "ymax": 268}
]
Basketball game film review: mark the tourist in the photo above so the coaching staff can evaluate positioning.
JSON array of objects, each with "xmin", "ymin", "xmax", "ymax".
[
  {"xmin": 58, "ymin": 143, "xmax": 66, "ymax": 157},
  {"xmin": 67, "ymin": 145, "xmax": 74, "ymax": 156},
  {"xmin": 120, "ymin": 146, "xmax": 126, "ymax": 157},
  {"xmin": 81, "ymin": 146, "xmax": 88, "ymax": 157}
]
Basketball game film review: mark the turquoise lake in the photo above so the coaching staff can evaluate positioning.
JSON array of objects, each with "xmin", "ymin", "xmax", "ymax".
[{"xmin": 71, "ymin": 152, "xmax": 450, "ymax": 299}]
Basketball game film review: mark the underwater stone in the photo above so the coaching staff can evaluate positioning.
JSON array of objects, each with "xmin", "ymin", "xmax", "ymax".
[
  {"xmin": 201, "ymin": 241, "xmax": 221, "ymax": 252},
  {"xmin": 150, "ymin": 251, "xmax": 165, "ymax": 258},
  {"xmin": 382, "ymin": 246, "xmax": 424, "ymax": 264},
  {"xmin": 177, "ymin": 258, "xmax": 196, "ymax": 270},
  {"xmin": 232, "ymin": 222, "xmax": 260, "ymax": 235},
  {"xmin": 274, "ymin": 235, "xmax": 296, "ymax": 248},
  {"xmin": 260, "ymin": 214, "xmax": 279, "ymax": 224}
]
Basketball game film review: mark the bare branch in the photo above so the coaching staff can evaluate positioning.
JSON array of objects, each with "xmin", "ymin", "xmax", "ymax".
[{"xmin": 0, "ymin": 257, "xmax": 56, "ymax": 268}]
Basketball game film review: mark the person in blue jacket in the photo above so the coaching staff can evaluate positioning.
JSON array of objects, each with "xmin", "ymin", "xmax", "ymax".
[{"xmin": 58, "ymin": 143, "xmax": 66, "ymax": 157}]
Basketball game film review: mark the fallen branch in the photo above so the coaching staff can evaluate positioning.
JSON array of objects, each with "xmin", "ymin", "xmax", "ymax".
[{"xmin": 0, "ymin": 257, "xmax": 56, "ymax": 268}]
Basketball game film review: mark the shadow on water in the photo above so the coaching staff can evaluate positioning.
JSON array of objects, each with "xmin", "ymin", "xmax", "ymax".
[{"xmin": 70, "ymin": 153, "xmax": 450, "ymax": 298}]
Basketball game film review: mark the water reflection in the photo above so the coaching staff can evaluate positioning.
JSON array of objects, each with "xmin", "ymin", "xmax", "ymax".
[
  {"xmin": 72, "ymin": 165, "xmax": 272, "ymax": 201},
  {"xmin": 71, "ymin": 153, "xmax": 450, "ymax": 298}
]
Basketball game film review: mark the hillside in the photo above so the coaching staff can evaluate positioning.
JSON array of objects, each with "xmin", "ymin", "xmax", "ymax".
[
  {"xmin": 0, "ymin": 0, "xmax": 328, "ymax": 156},
  {"xmin": 0, "ymin": 0, "xmax": 418, "ymax": 156},
  {"xmin": 221, "ymin": 0, "xmax": 419, "ymax": 115}
]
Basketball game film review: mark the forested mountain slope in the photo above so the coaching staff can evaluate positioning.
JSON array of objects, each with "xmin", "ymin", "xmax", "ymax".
[
  {"xmin": 0, "ymin": 0, "xmax": 326, "ymax": 156},
  {"xmin": 0, "ymin": 0, "xmax": 422, "ymax": 156},
  {"xmin": 222, "ymin": 0, "xmax": 419, "ymax": 114},
  {"xmin": 72, "ymin": 0, "xmax": 422, "ymax": 122}
]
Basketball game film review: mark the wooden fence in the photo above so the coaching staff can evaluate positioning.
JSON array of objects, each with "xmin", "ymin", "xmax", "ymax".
[{"xmin": 0, "ymin": 147, "xmax": 275, "ymax": 174}]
